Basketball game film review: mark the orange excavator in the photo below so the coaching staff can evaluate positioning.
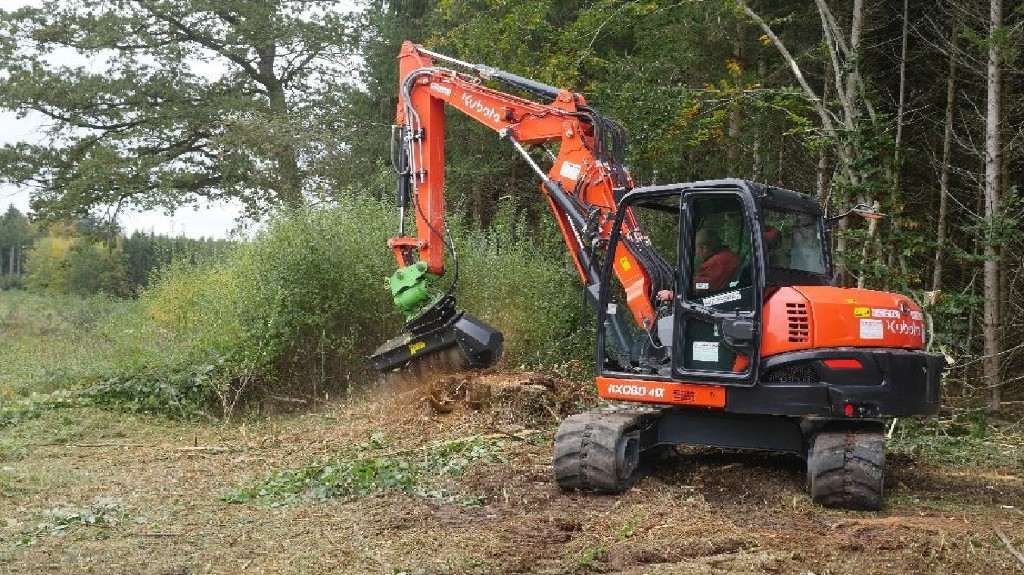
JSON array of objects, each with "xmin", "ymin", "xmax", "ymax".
[{"xmin": 371, "ymin": 42, "xmax": 942, "ymax": 510}]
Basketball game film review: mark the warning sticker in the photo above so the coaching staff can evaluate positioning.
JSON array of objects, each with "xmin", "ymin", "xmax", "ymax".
[
  {"xmin": 859, "ymin": 319, "xmax": 884, "ymax": 340},
  {"xmin": 559, "ymin": 161, "xmax": 582, "ymax": 181},
  {"xmin": 853, "ymin": 307, "xmax": 870, "ymax": 318},
  {"xmin": 693, "ymin": 341, "xmax": 719, "ymax": 362},
  {"xmin": 702, "ymin": 290, "xmax": 742, "ymax": 306}
]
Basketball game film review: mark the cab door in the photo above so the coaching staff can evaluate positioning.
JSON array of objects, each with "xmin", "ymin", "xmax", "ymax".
[{"xmin": 673, "ymin": 189, "xmax": 763, "ymax": 385}]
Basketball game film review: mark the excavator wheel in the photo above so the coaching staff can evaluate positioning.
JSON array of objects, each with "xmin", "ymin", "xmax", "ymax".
[
  {"xmin": 553, "ymin": 408, "xmax": 659, "ymax": 493},
  {"xmin": 806, "ymin": 425, "xmax": 885, "ymax": 510}
]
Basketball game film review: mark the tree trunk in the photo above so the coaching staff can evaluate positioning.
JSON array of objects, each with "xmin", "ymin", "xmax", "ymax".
[
  {"xmin": 267, "ymin": 84, "xmax": 303, "ymax": 208},
  {"xmin": 983, "ymin": 0, "xmax": 1003, "ymax": 411},
  {"xmin": 816, "ymin": 72, "xmax": 832, "ymax": 203},
  {"xmin": 932, "ymin": 25, "xmax": 957, "ymax": 293},
  {"xmin": 849, "ymin": 0, "xmax": 874, "ymax": 289},
  {"xmin": 885, "ymin": 0, "xmax": 911, "ymax": 289},
  {"xmin": 752, "ymin": 58, "xmax": 767, "ymax": 182},
  {"xmin": 727, "ymin": 19, "xmax": 744, "ymax": 173},
  {"xmin": 256, "ymin": 37, "xmax": 304, "ymax": 209}
]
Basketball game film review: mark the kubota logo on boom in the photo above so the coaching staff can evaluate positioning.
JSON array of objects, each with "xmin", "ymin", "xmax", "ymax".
[{"xmin": 461, "ymin": 93, "xmax": 501, "ymax": 123}]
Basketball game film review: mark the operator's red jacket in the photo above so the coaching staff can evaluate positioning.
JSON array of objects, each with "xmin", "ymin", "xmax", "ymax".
[{"xmin": 695, "ymin": 249, "xmax": 740, "ymax": 293}]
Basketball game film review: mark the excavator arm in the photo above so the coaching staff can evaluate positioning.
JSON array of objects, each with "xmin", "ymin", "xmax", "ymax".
[{"xmin": 371, "ymin": 42, "xmax": 671, "ymax": 372}]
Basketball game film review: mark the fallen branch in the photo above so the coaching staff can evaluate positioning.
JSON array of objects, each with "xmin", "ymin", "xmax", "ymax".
[
  {"xmin": 268, "ymin": 395, "xmax": 308, "ymax": 404},
  {"xmin": 995, "ymin": 527, "xmax": 1024, "ymax": 567},
  {"xmin": 62, "ymin": 442, "xmax": 145, "ymax": 448},
  {"xmin": 486, "ymin": 426, "xmax": 541, "ymax": 443},
  {"xmin": 375, "ymin": 431, "xmax": 537, "ymax": 459}
]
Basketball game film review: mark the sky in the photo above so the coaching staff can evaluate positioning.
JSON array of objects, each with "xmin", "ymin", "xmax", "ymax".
[{"xmin": 0, "ymin": 0, "xmax": 247, "ymax": 239}]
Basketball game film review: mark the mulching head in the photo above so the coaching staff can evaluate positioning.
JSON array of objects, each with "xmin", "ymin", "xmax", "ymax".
[{"xmin": 370, "ymin": 312, "xmax": 503, "ymax": 374}]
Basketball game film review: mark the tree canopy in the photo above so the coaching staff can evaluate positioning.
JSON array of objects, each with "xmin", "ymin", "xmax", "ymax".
[{"xmin": 0, "ymin": 0, "xmax": 358, "ymax": 219}]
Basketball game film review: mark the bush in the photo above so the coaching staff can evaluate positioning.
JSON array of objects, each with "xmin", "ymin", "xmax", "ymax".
[
  {"xmin": 453, "ymin": 203, "xmax": 592, "ymax": 368},
  {"xmin": 3, "ymin": 199, "xmax": 593, "ymax": 419}
]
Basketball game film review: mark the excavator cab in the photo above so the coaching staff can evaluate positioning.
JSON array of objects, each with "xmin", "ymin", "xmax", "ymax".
[
  {"xmin": 597, "ymin": 179, "xmax": 837, "ymax": 379},
  {"xmin": 600, "ymin": 180, "xmax": 766, "ymax": 379}
]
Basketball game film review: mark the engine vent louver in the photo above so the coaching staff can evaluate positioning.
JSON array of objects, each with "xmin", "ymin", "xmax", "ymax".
[
  {"xmin": 763, "ymin": 363, "xmax": 819, "ymax": 383},
  {"xmin": 786, "ymin": 302, "xmax": 809, "ymax": 343}
]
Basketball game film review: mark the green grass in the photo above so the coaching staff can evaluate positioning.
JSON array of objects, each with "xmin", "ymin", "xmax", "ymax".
[
  {"xmin": 0, "ymin": 291, "xmax": 134, "ymax": 397},
  {"xmin": 888, "ymin": 413, "xmax": 1024, "ymax": 468},
  {"xmin": 224, "ymin": 435, "xmax": 506, "ymax": 506}
]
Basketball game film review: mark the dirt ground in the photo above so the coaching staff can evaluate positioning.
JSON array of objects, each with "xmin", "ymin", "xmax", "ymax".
[{"xmin": 2, "ymin": 374, "xmax": 1023, "ymax": 575}]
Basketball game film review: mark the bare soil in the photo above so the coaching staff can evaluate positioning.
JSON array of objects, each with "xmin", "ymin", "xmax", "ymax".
[{"xmin": 2, "ymin": 373, "xmax": 1023, "ymax": 575}]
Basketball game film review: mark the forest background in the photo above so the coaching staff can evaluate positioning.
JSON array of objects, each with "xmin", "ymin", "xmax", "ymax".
[{"xmin": 0, "ymin": 0, "xmax": 1022, "ymax": 418}]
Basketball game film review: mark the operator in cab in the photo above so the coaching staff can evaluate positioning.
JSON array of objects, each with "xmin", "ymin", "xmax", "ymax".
[{"xmin": 694, "ymin": 229, "xmax": 739, "ymax": 293}]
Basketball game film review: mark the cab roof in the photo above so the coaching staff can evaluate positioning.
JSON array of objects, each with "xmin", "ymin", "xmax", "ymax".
[{"xmin": 624, "ymin": 179, "xmax": 823, "ymax": 216}]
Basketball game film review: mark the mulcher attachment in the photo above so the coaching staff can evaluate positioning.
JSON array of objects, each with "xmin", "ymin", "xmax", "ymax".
[
  {"xmin": 553, "ymin": 407, "xmax": 662, "ymax": 493},
  {"xmin": 370, "ymin": 293, "xmax": 503, "ymax": 373}
]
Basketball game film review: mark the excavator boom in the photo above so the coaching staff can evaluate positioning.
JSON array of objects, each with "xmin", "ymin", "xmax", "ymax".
[{"xmin": 371, "ymin": 42, "xmax": 668, "ymax": 372}]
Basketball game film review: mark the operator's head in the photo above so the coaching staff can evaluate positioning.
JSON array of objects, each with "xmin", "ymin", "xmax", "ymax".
[{"xmin": 695, "ymin": 228, "xmax": 724, "ymax": 260}]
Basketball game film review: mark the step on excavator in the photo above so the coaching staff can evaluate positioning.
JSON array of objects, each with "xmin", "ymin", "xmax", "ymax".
[{"xmin": 370, "ymin": 42, "xmax": 943, "ymax": 510}]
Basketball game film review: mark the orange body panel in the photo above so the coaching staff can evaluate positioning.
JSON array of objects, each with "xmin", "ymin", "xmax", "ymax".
[
  {"xmin": 760, "ymin": 286, "xmax": 925, "ymax": 358},
  {"xmin": 596, "ymin": 377, "xmax": 726, "ymax": 408}
]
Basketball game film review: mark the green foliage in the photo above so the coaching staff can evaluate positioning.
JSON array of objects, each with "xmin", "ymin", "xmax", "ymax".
[
  {"xmin": 453, "ymin": 203, "xmax": 592, "ymax": 367},
  {"xmin": 0, "ymin": 0, "xmax": 359, "ymax": 217},
  {"xmin": 27, "ymin": 498, "xmax": 126, "ymax": 537},
  {"xmin": 0, "ymin": 391, "xmax": 87, "ymax": 429},
  {"xmin": 0, "ymin": 204, "xmax": 33, "ymax": 279},
  {"xmin": 229, "ymin": 200, "xmax": 401, "ymax": 371},
  {"xmin": 24, "ymin": 232, "xmax": 128, "ymax": 297},
  {"xmin": 85, "ymin": 363, "xmax": 220, "ymax": 420},
  {"xmin": 575, "ymin": 543, "xmax": 607, "ymax": 568},
  {"xmin": 1, "ymin": 198, "xmax": 594, "ymax": 423},
  {"xmin": 121, "ymin": 231, "xmax": 234, "ymax": 293},
  {"xmin": 888, "ymin": 414, "xmax": 1022, "ymax": 468},
  {"xmin": 224, "ymin": 435, "xmax": 505, "ymax": 506}
]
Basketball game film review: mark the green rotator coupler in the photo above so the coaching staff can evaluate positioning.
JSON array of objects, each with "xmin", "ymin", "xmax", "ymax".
[{"xmin": 389, "ymin": 261, "xmax": 440, "ymax": 319}]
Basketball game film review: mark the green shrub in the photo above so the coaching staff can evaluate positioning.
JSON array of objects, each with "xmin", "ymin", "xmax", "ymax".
[
  {"xmin": 0, "ymin": 275, "xmax": 24, "ymax": 290},
  {"xmin": 137, "ymin": 199, "xmax": 591, "ymax": 409},
  {"xmin": 229, "ymin": 200, "xmax": 401, "ymax": 377},
  {"xmin": 2, "ymin": 199, "xmax": 594, "ymax": 420},
  {"xmin": 453, "ymin": 203, "xmax": 592, "ymax": 368}
]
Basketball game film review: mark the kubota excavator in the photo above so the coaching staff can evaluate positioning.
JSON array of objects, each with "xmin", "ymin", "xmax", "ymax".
[{"xmin": 370, "ymin": 42, "xmax": 942, "ymax": 510}]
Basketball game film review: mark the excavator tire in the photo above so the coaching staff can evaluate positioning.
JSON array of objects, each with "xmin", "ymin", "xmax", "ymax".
[
  {"xmin": 807, "ymin": 426, "xmax": 885, "ymax": 510},
  {"xmin": 553, "ymin": 408, "xmax": 660, "ymax": 493}
]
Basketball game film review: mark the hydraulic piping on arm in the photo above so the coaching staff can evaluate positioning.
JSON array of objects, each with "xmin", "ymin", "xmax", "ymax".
[{"xmin": 370, "ymin": 41, "xmax": 670, "ymax": 373}]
